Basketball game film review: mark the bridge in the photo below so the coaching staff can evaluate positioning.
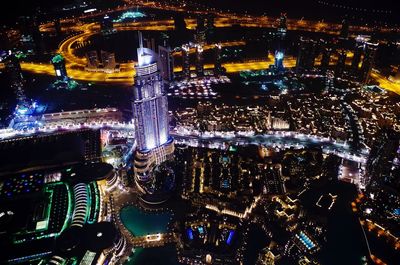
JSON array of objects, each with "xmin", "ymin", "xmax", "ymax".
[{"xmin": 128, "ymin": 233, "xmax": 178, "ymax": 248}]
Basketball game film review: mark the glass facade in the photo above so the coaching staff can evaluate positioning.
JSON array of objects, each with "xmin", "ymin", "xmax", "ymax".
[{"xmin": 133, "ymin": 52, "xmax": 169, "ymax": 151}]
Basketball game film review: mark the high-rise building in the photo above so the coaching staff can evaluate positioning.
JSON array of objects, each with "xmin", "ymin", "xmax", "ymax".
[
  {"xmin": 206, "ymin": 14, "xmax": 215, "ymax": 41},
  {"xmin": 360, "ymin": 42, "xmax": 378, "ymax": 84},
  {"xmin": 174, "ymin": 13, "xmax": 187, "ymax": 33},
  {"xmin": 321, "ymin": 45, "xmax": 333, "ymax": 72},
  {"xmin": 335, "ymin": 49, "xmax": 347, "ymax": 77},
  {"xmin": 182, "ymin": 44, "xmax": 190, "ymax": 79},
  {"xmin": 3, "ymin": 52, "xmax": 23, "ymax": 83},
  {"xmin": 51, "ymin": 54, "xmax": 68, "ymax": 80},
  {"xmin": 274, "ymin": 50, "xmax": 284, "ymax": 71},
  {"xmin": 132, "ymin": 32, "xmax": 174, "ymax": 203},
  {"xmin": 158, "ymin": 45, "xmax": 174, "ymax": 82},
  {"xmin": 54, "ymin": 18, "xmax": 62, "ymax": 36},
  {"xmin": 296, "ymin": 38, "xmax": 318, "ymax": 72},
  {"xmin": 86, "ymin": 50, "xmax": 100, "ymax": 69},
  {"xmin": 100, "ymin": 50, "xmax": 117, "ymax": 70},
  {"xmin": 2, "ymin": 53, "xmax": 27, "ymax": 110},
  {"xmin": 339, "ymin": 18, "xmax": 349, "ymax": 40},
  {"xmin": 195, "ymin": 17, "xmax": 206, "ymax": 45},
  {"xmin": 214, "ymin": 43, "xmax": 223, "ymax": 76},
  {"xmin": 17, "ymin": 15, "xmax": 44, "ymax": 54},
  {"xmin": 195, "ymin": 44, "xmax": 204, "ymax": 77},
  {"xmin": 351, "ymin": 43, "xmax": 363, "ymax": 73},
  {"xmin": 0, "ymin": 30, "xmax": 12, "ymax": 50},
  {"xmin": 277, "ymin": 13, "xmax": 287, "ymax": 40},
  {"xmin": 101, "ymin": 14, "xmax": 114, "ymax": 35},
  {"xmin": 144, "ymin": 36, "xmax": 156, "ymax": 52}
]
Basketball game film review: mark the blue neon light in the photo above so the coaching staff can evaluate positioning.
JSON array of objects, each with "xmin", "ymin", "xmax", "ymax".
[
  {"xmin": 394, "ymin": 209, "xmax": 400, "ymax": 216},
  {"xmin": 187, "ymin": 228, "xmax": 193, "ymax": 240},
  {"xmin": 198, "ymin": 226, "xmax": 204, "ymax": 234},
  {"xmin": 227, "ymin": 230, "xmax": 234, "ymax": 245}
]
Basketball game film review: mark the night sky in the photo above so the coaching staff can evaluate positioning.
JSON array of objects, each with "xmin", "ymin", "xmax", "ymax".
[
  {"xmin": 0, "ymin": 0, "xmax": 73, "ymax": 24},
  {"xmin": 2, "ymin": 0, "xmax": 398, "ymax": 25}
]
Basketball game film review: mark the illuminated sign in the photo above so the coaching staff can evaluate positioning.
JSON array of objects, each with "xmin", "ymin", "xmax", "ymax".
[{"xmin": 84, "ymin": 8, "xmax": 97, "ymax": 13}]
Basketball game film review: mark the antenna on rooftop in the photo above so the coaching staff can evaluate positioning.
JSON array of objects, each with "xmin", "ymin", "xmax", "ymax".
[{"xmin": 138, "ymin": 31, "xmax": 143, "ymax": 49}]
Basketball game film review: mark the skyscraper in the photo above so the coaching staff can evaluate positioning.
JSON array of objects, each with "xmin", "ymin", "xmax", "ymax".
[
  {"xmin": 195, "ymin": 16, "xmax": 206, "ymax": 45},
  {"xmin": 321, "ymin": 45, "xmax": 333, "ymax": 72},
  {"xmin": 335, "ymin": 49, "xmax": 347, "ymax": 77},
  {"xmin": 296, "ymin": 38, "xmax": 318, "ymax": 72},
  {"xmin": 214, "ymin": 43, "xmax": 223, "ymax": 76},
  {"xmin": 277, "ymin": 13, "xmax": 287, "ymax": 40},
  {"xmin": 274, "ymin": 50, "xmax": 284, "ymax": 71},
  {"xmin": 339, "ymin": 18, "xmax": 349, "ymax": 40},
  {"xmin": 158, "ymin": 45, "xmax": 174, "ymax": 82},
  {"xmin": 360, "ymin": 42, "xmax": 378, "ymax": 84},
  {"xmin": 182, "ymin": 44, "xmax": 191, "ymax": 79},
  {"xmin": 195, "ymin": 44, "xmax": 204, "ymax": 77},
  {"xmin": 206, "ymin": 14, "xmax": 216, "ymax": 41},
  {"xmin": 101, "ymin": 14, "xmax": 114, "ymax": 36},
  {"xmin": 351, "ymin": 43, "xmax": 363, "ymax": 73},
  {"xmin": 133, "ymin": 32, "xmax": 174, "ymax": 203}
]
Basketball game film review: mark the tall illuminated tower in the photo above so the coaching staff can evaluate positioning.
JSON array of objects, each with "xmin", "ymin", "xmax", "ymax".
[
  {"xmin": 274, "ymin": 50, "xmax": 284, "ymax": 71},
  {"xmin": 360, "ymin": 42, "xmax": 378, "ymax": 84},
  {"xmin": 182, "ymin": 44, "xmax": 191, "ymax": 79},
  {"xmin": 351, "ymin": 43, "xmax": 363, "ymax": 73},
  {"xmin": 277, "ymin": 13, "xmax": 287, "ymax": 40},
  {"xmin": 133, "ymin": 32, "xmax": 174, "ymax": 204},
  {"xmin": 195, "ymin": 44, "xmax": 204, "ymax": 77},
  {"xmin": 214, "ymin": 43, "xmax": 223, "ymax": 76}
]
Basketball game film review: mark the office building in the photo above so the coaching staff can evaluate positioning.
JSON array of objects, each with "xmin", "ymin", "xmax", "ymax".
[
  {"xmin": 296, "ymin": 38, "xmax": 318, "ymax": 72},
  {"xmin": 100, "ymin": 50, "xmax": 117, "ymax": 70},
  {"xmin": 335, "ymin": 49, "xmax": 347, "ymax": 77},
  {"xmin": 195, "ymin": 44, "xmax": 204, "ymax": 77},
  {"xmin": 0, "ymin": 128, "xmax": 102, "ymax": 172},
  {"xmin": 85, "ymin": 50, "xmax": 119, "ymax": 73},
  {"xmin": 360, "ymin": 42, "xmax": 378, "ymax": 84},
  {"xmin": 86, "ymin": 50, "xmax": 100, "ymax": 69},
  {"xmin": 277, "ymin": 13, "xmax": 287, "ymax": 40},
  {"xmin": 206, "ymin": 14, "xmax": 216, "ymax": 41},
  {"xmin": 101, "ymin": 14, "xmax": 115, "ymax": 35},
  {"xmin": 339, "ymin": 18, "xmax": 349, "ymax": 40},
  {"xmin": 182, "ymin": 44, "xmax": 191, "ymax": 79},
  {"xmin": 195, "ymin": 17, "xmax": 206, "ymax": 45},
  {"xmin": 174, "ymin": 13, "xmax": 187, "ymax": 33},
  {"xmin": 159, "ymin": 45, "xmax": 174, "ymax": 82},
  {"xmin": 352, "ymin": 43, "xmax": 363, "ymax": 73},
  {"xmin": 214, "ymin": 43, "xmax": 223, "ymax": 76},
  {"xmin": 321, "ymin": 46, "xmax": 333, "ymax": 72}
]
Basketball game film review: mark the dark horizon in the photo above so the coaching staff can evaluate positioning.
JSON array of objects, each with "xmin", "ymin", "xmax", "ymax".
[{"xmin": 1, "ymin": 0, "xmax": 399, "ymax": 25}]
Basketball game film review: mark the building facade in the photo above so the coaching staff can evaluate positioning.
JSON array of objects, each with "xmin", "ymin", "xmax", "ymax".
[{"xmin": 132, "ymin": 33, "xmax": 174, "ymax": 203}]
